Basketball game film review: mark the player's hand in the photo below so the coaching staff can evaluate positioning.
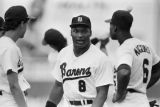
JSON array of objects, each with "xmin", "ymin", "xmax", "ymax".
[
  {"xmin": 112, "ymin": 91, "xmax": 127, "ymax": 103},
  {"xmin": 100, "ymin": 37, "xmax": 109, "ymax": 49},
  {"xmin": 91, "ymin": 37, "xmax": 99, "ymax": 45}
]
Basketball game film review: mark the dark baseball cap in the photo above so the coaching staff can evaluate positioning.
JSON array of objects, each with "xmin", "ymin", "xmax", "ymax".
[
  {"xmin": 42, "ymin": 28, "xmax": 65, "ymax": 45},
  {"xmin": 105, "ymin": 10, "xmax": 133, "ymax": 30},
  {"xmin": 0, "ymin": 17, "xmax": 4, "ymax": 30},
  {"xmin": 70, "ymin": 15, "xmax": 91, "ymax": 28},
  {"xmin": 42, "ymin": 28, "xmax": 67, "ymax": 51},
  {"xmin": 4, "ymin": 5, "xmax": 34, "ymax": 22}
]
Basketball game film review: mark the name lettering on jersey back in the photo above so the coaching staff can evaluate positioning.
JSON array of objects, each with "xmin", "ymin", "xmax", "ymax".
[
  {"xmin": 134, "ymin": 45, "xmax": 150, "ymax": 56},
  {"xmin": 60, "ymin": 62, "xmax": 91, "ymax": 83},
  {"xmin": 17, "ymin": 59, "xmax": 24, "ymax": 73}
]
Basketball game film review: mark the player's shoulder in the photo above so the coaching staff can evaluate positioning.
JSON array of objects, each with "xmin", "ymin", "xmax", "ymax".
[
  {"xmin": 122, "ymin": 38, "xmax": 150, "ymax": 47},
  {"xmin": 119, "ymin": 38, "xmax": 143, "ymax": 51},
  {"xmin": 90, "ymin": 44, "xmax": 110, "ymax": 60},
  {"xmin": 59, "ymin": 44, "xmax": 72, "ymax": 53},
  {"xmin": 0, "ymin": 36, "xmax": 16, "ymax": 48},
  {"xmin": 90, "ymin": 44, "xmax": 105, "ymax": 55},
  {"xmin": 121, "ymin": 38, "xmax": 137, "ymax": 47},
  {"xmin": 57, "ymin": 44, "xmax": 72, "ymax": 58}
]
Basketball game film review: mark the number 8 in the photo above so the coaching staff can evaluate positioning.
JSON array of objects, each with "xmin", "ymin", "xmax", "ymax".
[{"xmin": 79, "ymin": 80, "xmax": 86, "ymax": 92}]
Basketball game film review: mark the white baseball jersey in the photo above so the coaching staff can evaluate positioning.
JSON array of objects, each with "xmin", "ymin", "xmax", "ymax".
[
  {"xmin": 52, "ymin": 44, "xmax": 113, "ymax": 100},
  {"xmin": 48, "ymin": 51, "xmax": 59, "ymax": 69},
  {"xmin": 0, "ymin": 36, "xmax": 30, "ymax": 93},
  {"xmin": 114, "ymin": 38, "xmax": 160, "ymax": 94}
]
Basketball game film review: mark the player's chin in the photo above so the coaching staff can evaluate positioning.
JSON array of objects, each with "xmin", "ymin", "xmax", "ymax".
[
  {"xmin": 110, "ymin": 36, "xmax": 117, "ymax": 40},
  {"xmin": 75, "ymin": 43, "xmax": 87, "ymax": 48},
  {"xmin": 20, "ymin": 35, "xmax": 25, "ymax": 38}
]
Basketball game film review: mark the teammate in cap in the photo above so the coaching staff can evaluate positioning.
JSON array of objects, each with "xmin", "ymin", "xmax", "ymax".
[
  {"xmin": 42, "ymin": 28, "xmax": 67, "ymax": 107},
  {"xmin": 90, "ymin": 7, "xmax": 133, "ymax": 56},
  {"xmin": 105, "ymin": 10, "xmax": 160, "ymax": 107},
  {"xmin": 42, "ymin": 28, "xmax": 67, "ymax": 68},
  {"xmin": 45, "ymin": 15, "xmax": 113, "ymax": 107},
  {"xmin": 0, "ymin": 16, "xmax": 4, "ymax": 37},
  {"xmin": 0, "ymin": 5, "xmax": 32, "ymax": 107}
]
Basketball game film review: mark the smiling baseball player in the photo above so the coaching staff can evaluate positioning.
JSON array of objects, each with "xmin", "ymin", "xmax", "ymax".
[{"xmin": 45, "ymin": 15, "xmax": 113, "ymax": 107}]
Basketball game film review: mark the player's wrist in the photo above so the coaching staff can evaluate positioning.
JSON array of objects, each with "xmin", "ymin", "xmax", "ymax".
[{"xmin": 45, "ymin": 100, "xmax": 57, "ymax": 107}]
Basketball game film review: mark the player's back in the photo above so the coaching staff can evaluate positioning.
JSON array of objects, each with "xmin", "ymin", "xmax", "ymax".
[
  {"xmin": 0, "ymin": 36, "xmax": 19, "ymax": 92},
  {"xmin": 117, "ymin": 38, "xmax": 154, "ymax": 94}
]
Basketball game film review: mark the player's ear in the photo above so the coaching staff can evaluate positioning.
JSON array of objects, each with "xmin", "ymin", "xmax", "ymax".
[{"xmin": 20, "ymin": 21, "xmax": 26, "ymax": 28}]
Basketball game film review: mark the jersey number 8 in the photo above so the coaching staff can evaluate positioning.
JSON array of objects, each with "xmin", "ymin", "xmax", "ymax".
[{"xmin": 79, "ymin": 80, "xmax": 86, "ymax": 92}]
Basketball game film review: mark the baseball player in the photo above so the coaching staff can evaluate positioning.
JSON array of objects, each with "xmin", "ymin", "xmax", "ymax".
[
  {"xmin": 105, "ymin": 10, "xmax": 160, "ymax": 107},
  {"xmin": 45, "ymin": 15, "xmax": 113, "ymax": 107},
  {"xmin": 42, "ymin": 28, "xmax": 67, "ymax": 107},
  {"xmin": 42, "ymin": 28, "xmax": 67, "ymax": 67},
  {"xmin": 0, "ymin": 6, "xmax": 32, "ymax": 107},
  {"xmin": 0, "ymin": 16, "xmax": 4, "ymax": 37}
]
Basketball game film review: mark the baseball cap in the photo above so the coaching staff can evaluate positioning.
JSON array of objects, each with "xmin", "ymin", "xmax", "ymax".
[
  {"xmin": 0, "ymin": 17, "xmax": 4, "ymax": 30},
  {"xmin": 4, "ymin": 5, "xmax": 34, "ymax": 22},
  {"xmin": 42, "ymin": 28, "xmax": 65, "ymax": 45},
  {"xmin": 42, "ymin": 28, "xmax": 67, "ymax": 51},
  {"xmin": 70, "ymin": 15, "xmax": 91, "ymax": 28},
  {"xmin": 105, "ymin": 10, "xmax": 133, "ymax": 30}
]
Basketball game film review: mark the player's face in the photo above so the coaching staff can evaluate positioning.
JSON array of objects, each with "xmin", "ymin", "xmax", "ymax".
[
  {"xmin": 109, "ymin": 23, "xmax": 117, "ymax": 40},
  {"xmin": 19, "ymin": 21, "xmax": 28, "ymax": 38},
  {"xmin": 71, "ymin": 26, "xmax": 91, "ymax": 49}
]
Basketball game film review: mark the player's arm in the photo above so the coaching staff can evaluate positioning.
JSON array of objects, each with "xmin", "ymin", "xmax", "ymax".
[
  {"xmin": 92, "ymin": 56, "xmax": 113, "ymax": 107},
  {"xmin": 7, "ymin": 70, "xmax": 28, "ymax": 107},
  {"xmin": 112, "ymin": 64, "xmax": 131, "ymax": 103},
  {"xmin": 147, "ymin": 61, "xmax": 160, "ymax": 89},
  {"xmin": 2, "ymin": 48, "xmax": 28, "ymax": 107},
  {"xmin": 45, "ymin": 80, "xmax": 63, "ymax": 107},
  {"xmin": 91, "ymin": 85, "xmax": 109, "ymax": 107},
  {"xmin": 99, "ymin": 37, "xmax": 109, "ymax": 55}
]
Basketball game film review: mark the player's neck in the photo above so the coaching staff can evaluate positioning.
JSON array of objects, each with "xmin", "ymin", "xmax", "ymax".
[
  {"xmin": 118, "ymin": 32, "xmax": 132, "ymax": 45},
  {"xmin": 73, "ymin": 43, "xmax": 90, "ymax": 57},
  {"xmin": 4, "ymin": 31, "xmax": 19, "ymax": 42}
]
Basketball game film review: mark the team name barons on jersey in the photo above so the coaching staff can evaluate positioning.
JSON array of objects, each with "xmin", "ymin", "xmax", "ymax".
[
  {"xmin": 60, "ymin": 62, "xmax": 91, "ymax": 83},
  {"xmin": 134, "ymin": 45, "xmax": 151, "ymax": 56}
]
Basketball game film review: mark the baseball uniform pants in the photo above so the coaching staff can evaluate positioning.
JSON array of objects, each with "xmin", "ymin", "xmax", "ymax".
[{"xmin": 113, "ymin": 91, "xmax": 150, "ymax": 107}]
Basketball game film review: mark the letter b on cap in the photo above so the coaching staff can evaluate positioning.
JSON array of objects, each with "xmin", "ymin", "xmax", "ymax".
[{"xmin": 78, "ymin": 17, "xmax": 82, "ymax": 22}]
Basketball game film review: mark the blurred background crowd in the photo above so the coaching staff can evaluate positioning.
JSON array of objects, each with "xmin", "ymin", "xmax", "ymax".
[{"xmin": 0, "ymin": 0, "xmax": 160, "ymax": 106}]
